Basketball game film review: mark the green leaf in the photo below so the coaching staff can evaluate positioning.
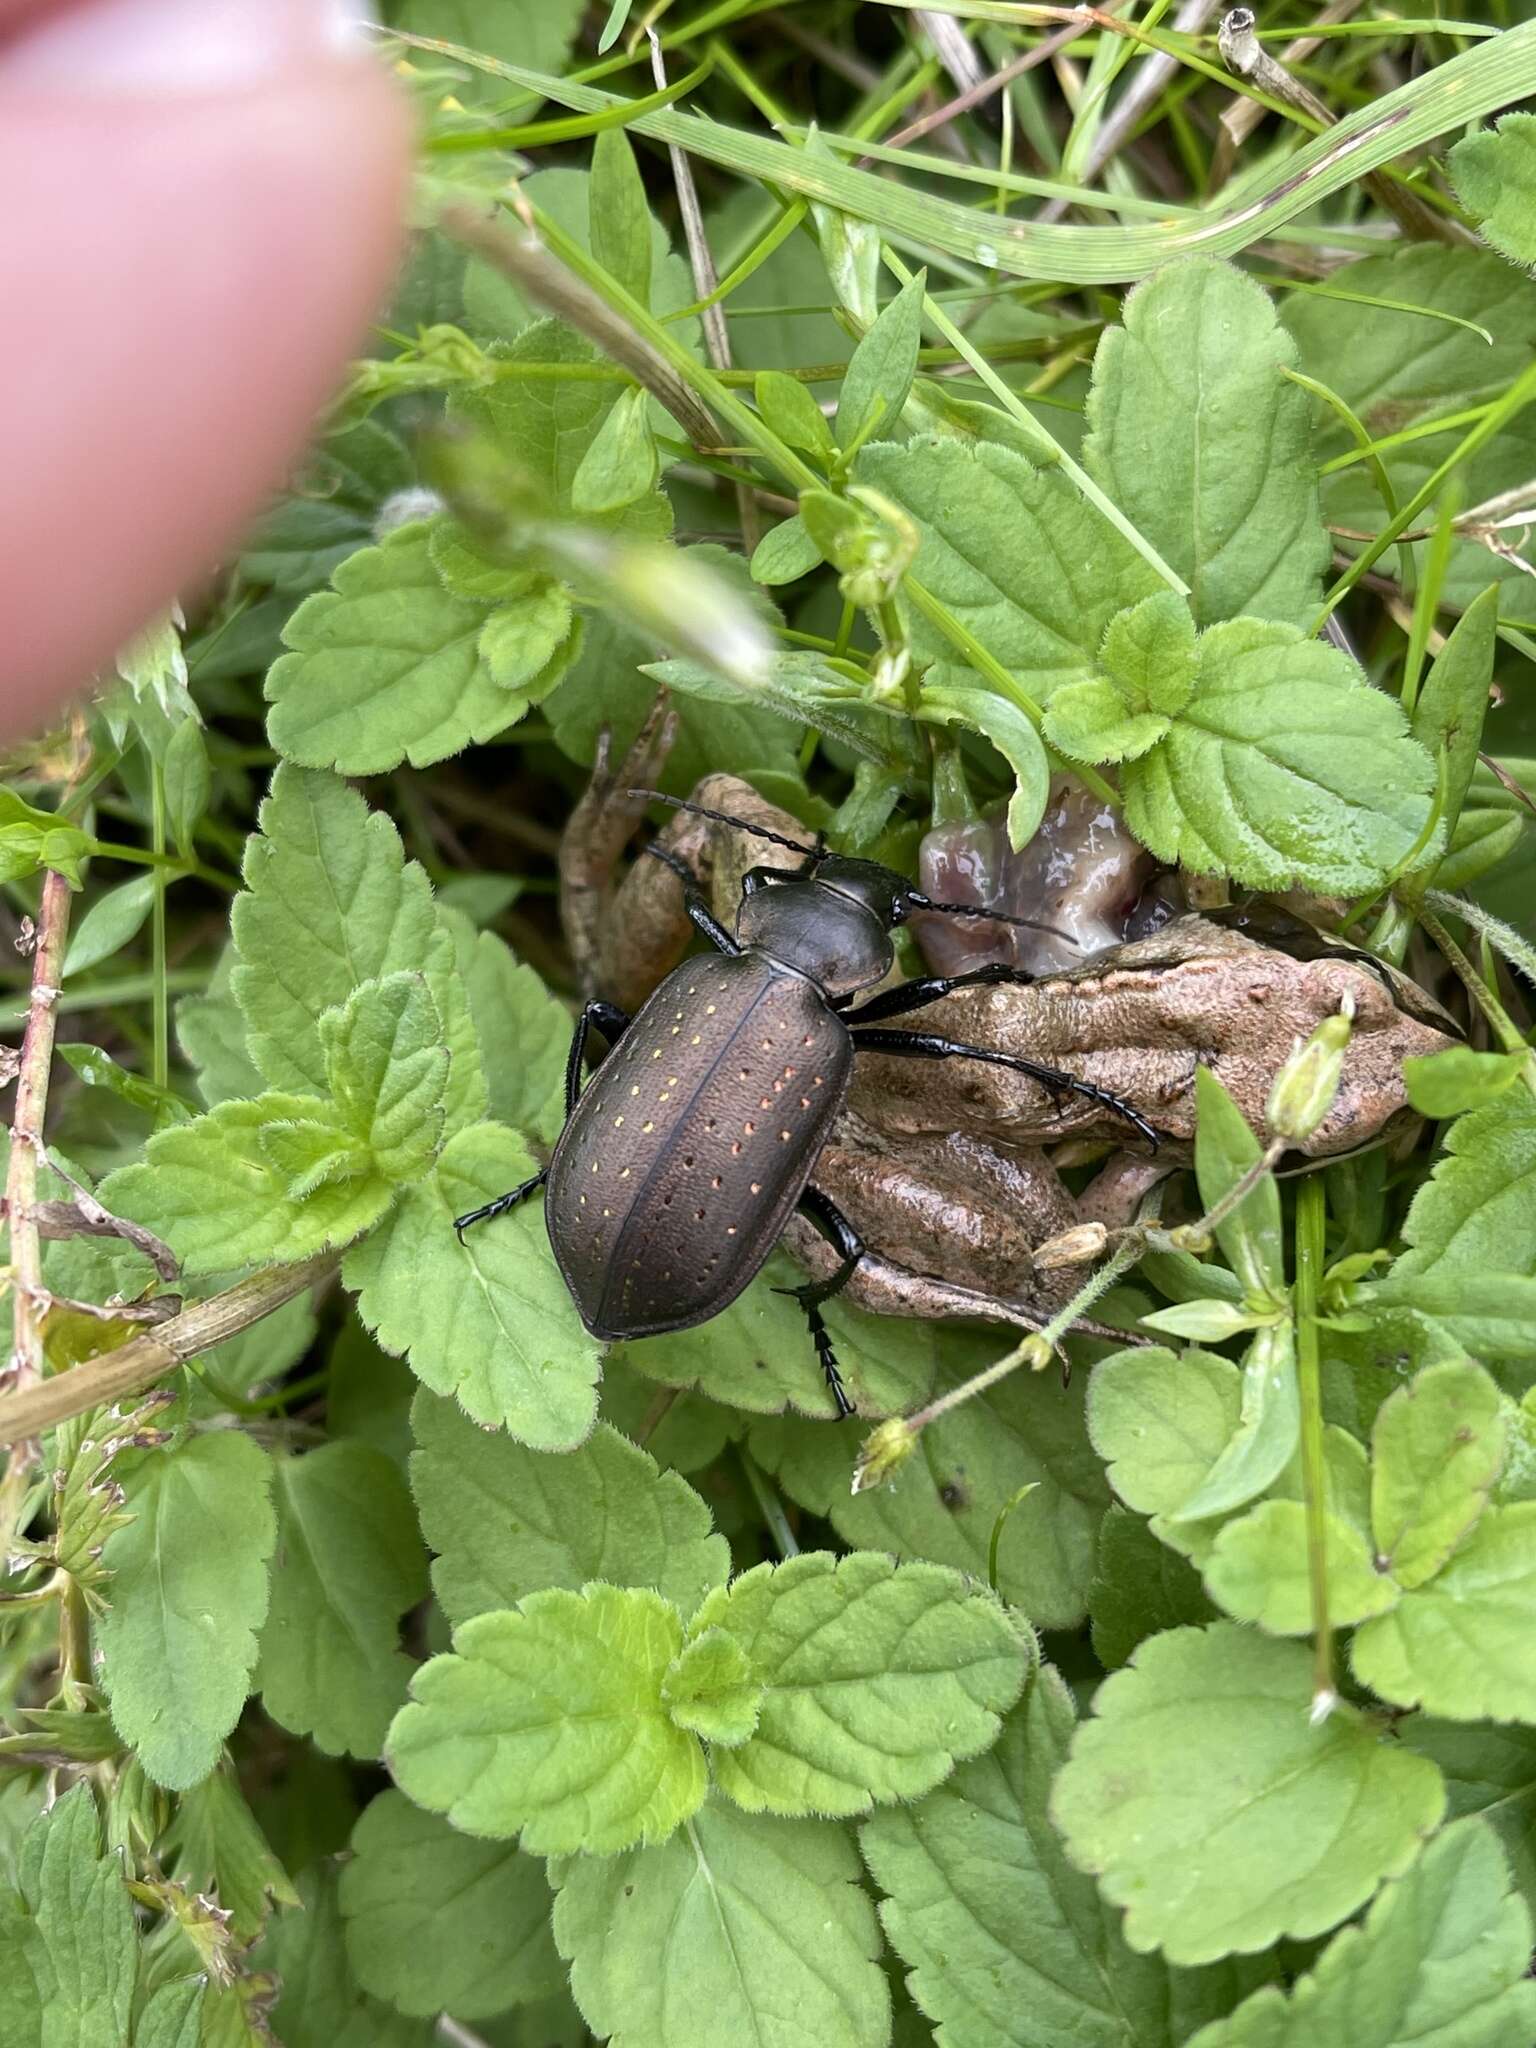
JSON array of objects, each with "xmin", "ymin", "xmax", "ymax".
[
  {"xmin": 589, "ymin": 127, "xmax": 653, "ymax": 309},
  {"xmin": 1051, "ymin": 1623, "xmax": 1446, "ymax": 1965},
  {"xmin": 163, "ymin": 1760, "xmax": 299, "ymax": 1944},
  {"xmin": 177, "ymin": 947, "xmax": 264, "ymax": 1109},
  {"xmin": 0, "ymin": 1785, "xmax": 137, "ymax": 2047},
  {"xmin": 161, "ymin": 716, "xmax": 211, "ymax": 857},
  {"xmin": 695, "ymin": 1550, "xmax": 1030, "ymax": 1818},
  {"xmin": 1090, "ymin": 1505, "xmax": 1216, "ymax": 1668},
  {"xmin": 461, "ymin": 928, "xmax": 569, "ymax": 1144},
  {"xmin": 1185, "ymin": 1816, "xmax": 1536, "ymax": 2048},
  {"xmin": 552, "ymin": 1796, "xmax": 889, "ymax": 2048},
  {"xmin": 136, "ymin": 1980, "xmax": 207, "ymax": 2048},
  {"xmin": 386, "ymin": 1584, "xmax": 708, "ymax": 1855},
  {"xmin": 1400, "ymin": 1089, "xmax": 1536, "ymax": 1278},
  {"xmin": 0, "ymin": 791, "xmax": 93, "ymax": 889},
  {"xmin": 257, "ymin": 1443, "xmax": 428, "ymax": 1759},
  {"xmin": 1058, "ymin": 617, "xmax": 1437, "ymax": 893},
  {"xmin": 864, "ymin": 1667, "xmax": 1270, "ymax": 2048},
  {"xmin": 1205, "ymin": 1499, "xmax": 1398, "ymax": 1633},
  {"xmin": 1084, "ymin": 257, "xmax": 1328, "ymax": 630},
  {"xmin": 1194, "ymin": 1064, "xmax": 1284, "ymax": 1296},
  {"xmin": 837, "ymin": 270, "xmax": 925, "ymax": 447},
  {"xmin": 231, "ymin": 765, "xmax": 485, "ymax": 1135},
  {"xmin": 662, "ymin": 1629, "xmax": 763, "ymax": 1747},
  {"xmin": 755, "ymin": 371, "xmax": 835, "ymax": 462},
  {"xmin": 258, "ymin": 1865, "xmax": 436, "ymax": 2048},
  {"xmin": 242, "ymin": 418, "xmax": 413, "ymax": 593},
  {"xmin": 571, "ymin": 385, "xmax": 659, "ymax": 514},
  {"xmin": 623, "ymin": 1249, "xmax": 938, "ymax": 1422},
  {"xmin": 855, "ymin": 436, "xmax": 1163, "ymax": 701},
  {"xmin": 339, "ymin": 1790, "xmax": 562, "ymax": 2020},
  {"xmin": 63, "ymin": 874, "xmax": 156, "ymax": 977},
  {"xmin": 1452, "ymin": 113, "xmax": 1536, "ymax": 267},
  {"xmin": 750, "ymin": 511, "xmax": 824, "ymax": 584},
  {"xmin": 920, "ymin": 673, "xmax": 1051, "ymax": 850},
  {"xmin": 1088, "ymin": 1344, "xmax": 1242, "ymax": 1514},
  {"xmin": 1409, "ymin": 584, "xmax": 1500, "ymax": 870},
  {"xmin": 98, "ymin": 1432, "xmax": 276, "ymax": 1791},
  {"xmin": 319, "ymin": 972, "xmax": 448, "ymax": 1184},
  {"xmin": 1404, "ymin": 1045, "xmax": 1528, "ymax": 1118},
  {"xmin": 1353, "ymin": 1503, "xmax": 1536, "ymax": 1719},
  {"xmin": 1400, "ymin": 1719, "xmax": 1536, "ymax": 1917},
  {"xmin": 345, "ymin": 1121, "xmax": 600, "ymax": 1449},
  {"xmin": 753, "ymin": 1337, "xmax": 1106, "ymax": 1629},
  {"xmin": 478, "ymin": 578, "xmax": 578, "ymax": 692},
  {"xmin": 266, "ymin": 526, "xmax": 530, "ymax": 773},
  {"xmin": 452, "ymin": 321, "xmax": 672, "ymax": 537},
  {"xmin": 410, "ymin": 1394, "xmax": 728, "ymax": 1624},
  {"xmin": 103, "ymin": 1092, "xmax": 395, "ymax": 1275},
  {"xmin": 394, "ymin": 0, "xmax": 585, "ymax": 100},
  {"xmin": 1370, "ymin": 1360, "xmax": 1507, "ymax": 1588}
]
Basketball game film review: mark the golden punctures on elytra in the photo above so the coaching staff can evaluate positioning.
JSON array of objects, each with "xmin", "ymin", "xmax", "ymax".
[
  {"xmin": 706, "ymin": 1004, "xmax": 717, "ymax": 1016},
  {"xmin": 630, "ymin": 1084, "xmax": 640, "ymax": 1096},
  {"xmin": 671, "ymin": 1025, "xmax": 681, "ymax": 1036},
  {"xmin": 642, "ymin": 1120, "xmax": 656, "ymax": 1132},
  {"xmin": 750, "ymin": 1181, "xmax": 762, "ymax": 1194},
  {"xmin": 744, "ymin": 1121, "xmax": 756, "ymax": 1134},
  {"xmin": 726, "ymin": 1226, "xmax": 738, "ymax": 1237},
  {"xmin": 780, "ymin": 1129, "xmax": 792, "ymax": 1141},
  {"xmin": 652, "ymin": 1049, "xmax": 663, "ymax": 1060},
  {"xmin": 620, "ymin": 1167, "xmax": 632, "ymax": 1179},
  {"xmin": 614, "ymin": 1115, "xmax": 625, "ymax": 1127},
  {"xmin": 691, "ymin": 1034, "xmax": 702, "ymax": 1045}
]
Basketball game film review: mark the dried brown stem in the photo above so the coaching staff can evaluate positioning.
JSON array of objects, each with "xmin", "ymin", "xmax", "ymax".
[
  {"xmin": 0, "ymin": 1255, "xmax": 337, "ymax": 1447},
  {"xmin": 5, "ymin": 868, "xmax": 74, "ymax": 1394}
]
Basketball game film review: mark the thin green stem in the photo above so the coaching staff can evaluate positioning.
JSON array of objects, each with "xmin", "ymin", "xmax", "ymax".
[
  {"xmin": 739, "ymin": 1448, "xmax": 800, "ymax": 1558},
  {"xmin": 149, "ymin": 764, "xmax": 168, "ymax": 1092},
  {"xmin": 1294, "ymin": 1174, "xmax": 1334, "ymax": 1708}
]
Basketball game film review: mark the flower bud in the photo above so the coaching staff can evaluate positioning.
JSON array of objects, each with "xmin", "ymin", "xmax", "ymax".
[
  {"xmin": 850, "ymin": 1416, "xmax": 916, "ymax": 1494},
  {"xmin": 1266, "ymin": 997, "xmax": 1355, "ymax": 1143},
  {"xmin": 1033, "ymin": 1221, "xmax": 1109, "ymax": 1271}
]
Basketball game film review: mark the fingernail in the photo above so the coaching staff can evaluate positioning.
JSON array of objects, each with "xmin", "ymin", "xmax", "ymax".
[{"xmin": 2, "ymin": 0, "xmax": 378, "ymax": 93}]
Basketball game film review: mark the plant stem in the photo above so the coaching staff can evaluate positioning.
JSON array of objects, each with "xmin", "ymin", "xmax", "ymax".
[
  {"xmin": 150, "ymin": 763, "xmax": 169, "ymax": 1092},
  {"xmin": 5, "ymin": 870, "xmax": 74, "ymax": 1395},
  {"xmin": 1294, "ymin": 1173, "xmax": 1334, "ymax": 1711},
  {"xmin": 0, "ymin": 1256, "xmax": 337, "ymax": 1446},
  {"xmin": 738, "ymin": 1447, "xmax": 800, "ymax": 1558}
]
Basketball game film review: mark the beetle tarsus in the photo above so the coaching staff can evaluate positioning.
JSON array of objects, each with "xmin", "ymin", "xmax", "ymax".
[{"xmin": 454, "ymin": 1167, "xmax": 549, "ymax": 1241}]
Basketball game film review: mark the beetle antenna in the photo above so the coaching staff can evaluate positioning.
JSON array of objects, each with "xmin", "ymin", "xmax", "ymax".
[
  {"xmin": 625, "ymin": 788, "xmax": 819, "ymax": 859},
  {"xmin": 904, "ymin": 892, "xmax": 1082, "ymax": 948}
]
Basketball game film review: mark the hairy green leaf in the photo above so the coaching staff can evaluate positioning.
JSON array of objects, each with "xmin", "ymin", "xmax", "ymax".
[
  {"xmin": 266, "ymin": 526, "xmax": 537, "ymax": 772},
  {"xmin": 1353, "ymin": 1502, "xmax": 1536, "ymax": 1720},
  {"xmin": 103, "ymin": 1092, "xmax": 395, "ymax": 1275},
  {"xmin": 553, "ymin": 1796, "xmax": 889, "ymax": 2048},
  {"xmin": 231, "ymin": 765, "xmax": 485, "ymax": 1132},
  {"xmin": 410, "ymin": 1394, "xmax": 728, "ymax": 1624},
  {"xmin": 1090, "ymin": 1506, "xmax": 1216, "ymax": 1668},
  {"xmin": 921, "ymin": 672, "xmax": 1051, "ymax": 850},
  {"xmin": 696, "ymin": 1551, "xmax": 1030, "ymax": 1818},
  {"xmin": 0, "ymin": 1785, "xmax": 137, "ymax": 2046},
  {"xmin": 865, "ymin": 1667, "xmax": 1270, "ymax": 2048},
  {"xmin": 99, "ymin": 1432, "xmax": 276, "ymax": 1791},
  {"xmin": 1205, "ymin": 1499, "xmax": 1398, "ymax": 1633},
  {"xmin": 339, "ymin": 1790, "xmax": 562, "ymax": 2020},
  {"xmin": 1400, "ymin": 1719, "xmax": 1536, "ymax": 1916},
  {"xmin": 1088, "ymin": 1345, "xmax": 1243, "ymax": 1517},
  {"xmin": 1370, "ymin": 1360, "xmax": 1507, "ymax": 1588},
  {"xmin": 1409, "ymin": 584, "xmax": 1500, "ymax": 875},
  {"xmin": 662, "ymin": 1629, "xmax": 763, "ymax": 1747},
  {"xmin": 319, "ymin": 972, "xmax": 448, "ymax": 1184},
  {"xmin": 1403, "ymin": 1046, "xmax": 1528, "ymax": 1118},
  {"xmin": 259, "ymin": 1865, "xmax": 435, "ymax": 2048},
  {"xmin": 163, "ymin": 1761, "xmax": 299, "ymax": 1944},
  {"xmin": 589, "ymin": 128, "xmax": 652, "ymax": 309},
  {"xmin": 837, "ymin": 269, "xmax": 925, "ymax": 446},
  {"xmin": 387, "ymin": 1584, "xmax": 707, "ymax": 1855},
  {"xmin": 856, "ymin": 436, "xmax": 1162, "ymax": 700},
  {"xmin": 1185, "ymin": 1816, "xmax": 1536, "ymax": 2048},
  {"xmin": 1050, "ymin": 617, "xmax": 1436, "ymax": 892},
  {"xmin": 242, "ymin": 419, "xmax": 413, "ymax": 594},
  {"xmin": 345, "ymin": 1121, "xmax": 600, "ymax": 1449},
  {"xmin": 1085, "ymin": 257, "xmax": 1327, "ymax": 630},
  {"xmin": 461, "ymin": 928, "xmax": 570, "ymax": 1145},
  {"xmin": 257, "ymin": 1443, "xmax": 428, "ymax": 1759},
  {"xmin": 1051, "ymin": 1624, "xmax": 1445, "ymax": 1964},
  {"xmin": 1399, "ymin": 1090, "xmax": 1536, "ymax": 1278},
  {"xmin": 1452, "ymin": 113, "xmax": 1536, "ymax": 268}
]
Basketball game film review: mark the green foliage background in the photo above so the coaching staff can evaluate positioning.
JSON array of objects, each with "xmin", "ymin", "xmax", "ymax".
[{"xmin": 5, "ymin": 2, "xmax": 1536, "ymax": 2044}]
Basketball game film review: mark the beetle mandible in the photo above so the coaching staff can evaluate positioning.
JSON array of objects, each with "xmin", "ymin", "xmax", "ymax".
[{"xmin": 455, "ymin": 793, "xmax": 1159, "ymax": 1417}]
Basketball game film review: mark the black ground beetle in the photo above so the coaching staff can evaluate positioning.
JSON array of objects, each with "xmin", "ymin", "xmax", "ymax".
[{"xmin": 456, "ymin": 794, "xmax": 1157, "ymax": 1417}]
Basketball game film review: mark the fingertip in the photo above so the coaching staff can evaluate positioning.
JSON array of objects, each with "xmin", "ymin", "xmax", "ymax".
[{"xmin": 0, "ymin": 52, "xmax": 412, "ymax": 740}]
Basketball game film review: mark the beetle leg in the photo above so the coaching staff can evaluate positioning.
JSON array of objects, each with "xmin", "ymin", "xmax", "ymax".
[
  {"xmin": 836, "ymin": 960, "xmax": 1035, "ymax": 1020},
  {"xmin": 453, "ymin": 1167, "xmax": 549, "ymax": 1242},
  {"xmin": 847, "ymin": 1026, "xmax": 1162, "ymax": 1150},
  {"xmin": 455, "ymin": 1000, "xmax": 632, "ymax": 1240},
  {"xmin": 640, "ymin": 841, "xmax": 742, "ymax": 955},
  {"xmin": 774, "ymin": 1184, "xmax": 865, "ymax": 1420}
]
